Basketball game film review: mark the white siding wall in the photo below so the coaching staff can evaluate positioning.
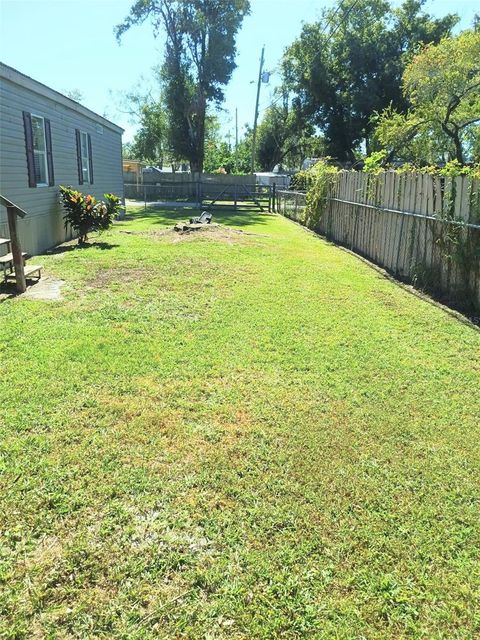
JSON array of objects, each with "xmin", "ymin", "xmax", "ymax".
[{"xmin": 0, "ymin": 71, "xmax": 123, "ymax": 255}]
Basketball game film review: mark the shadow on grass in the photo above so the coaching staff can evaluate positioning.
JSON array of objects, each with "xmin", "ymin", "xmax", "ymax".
[
  {"xmin": 45, "ymin": 241, "xmax": 120, "ymax": 255},
  {"xmin": 0, "ymin": 277, "xmax": 40, "ymax": 302},
  {"xmin": 0, "ymin": 282, "xmax": 17, "ymax": 301},
  {"xmin": 125, "ymin": 205, "xmax": 274, "ymax": 230}
]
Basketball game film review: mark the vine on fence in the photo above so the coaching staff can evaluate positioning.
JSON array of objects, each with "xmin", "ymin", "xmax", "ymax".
[
  {"xmin": 287, "ymin": 158, "xmax": 480, "ymax": 310},
  {"xmin": 362, "ymin": 159, "xmax": 480, "ymax": 305},
  {"xmin": 290, "ymin": 159, "xmax": 339, "ymax": 229}
]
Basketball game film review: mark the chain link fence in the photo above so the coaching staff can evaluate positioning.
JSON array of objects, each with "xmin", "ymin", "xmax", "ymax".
[
  {"xmin": 125, "ymin": 180, "xmax": 272, "ymax": 211},
  {"xmin": 274, "ymin": 190, "xmax": 306, "ymax": 222}
]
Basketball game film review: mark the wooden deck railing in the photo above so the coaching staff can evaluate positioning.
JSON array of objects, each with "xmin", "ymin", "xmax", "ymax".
[{"xmin": 0, "ymin": 194, "xmax": 28, "ymax": 292}]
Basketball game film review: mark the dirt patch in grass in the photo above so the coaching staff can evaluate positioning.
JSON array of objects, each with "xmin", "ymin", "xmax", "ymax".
[
  {"xmin": 121, "ymin": 224, "xmax": 267, "ymax": 245},
  {"xmin": 86, "ymin": 267, "xmax": 156, "ymax": 289}
]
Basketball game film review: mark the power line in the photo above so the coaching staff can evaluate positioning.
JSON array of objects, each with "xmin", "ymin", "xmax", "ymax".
[
  {"xmin": 258, "ymin": 1, "xmax": 362, "ymax": 117},
  {"xmin": 325, "ymin": 0, "xmax": 361, "ymax": 42},
  {"xmin": 320, "ymin": 0, "xmax": 346, "ymax": 37},
  {"xmin": 258, "ymin": 92, "xmax": 284, "ymax": 113},
  {"xmin": 308, "ymin": 0, "xmax": 362, "ymax": 68}
]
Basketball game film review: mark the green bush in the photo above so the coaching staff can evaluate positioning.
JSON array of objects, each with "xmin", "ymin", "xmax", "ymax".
[
  {"xmin": 302, "ymin": 160, "xmax": 339, "ymax": 229},
  {"xmin": 59, "ymin": 187, "xmax": 122, "ymax": 245},
  {"xmin": 289, "ymin": 160, "xmax": 340, "ymax": 228},
  {"xmin": 290, "ymin": 171, "xmax": 308, "ymax": 191},
  {"xmin": 362, "ymin": 156, "xmax": 480, "ymax": 179}
]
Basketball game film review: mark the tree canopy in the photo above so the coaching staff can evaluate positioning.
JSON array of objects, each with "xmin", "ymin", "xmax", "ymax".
[
  {"xmin": 129, "ymin": 101, "xmax": 167, "ymax": 164},
  {"xmin": 373, "ymin": 30, "xmax": 480, "ymax": 164},
  {"xmin": 281, "ymin": 0, "xmax": 457, "ymax": 162},
  {"xmin": 115, "ymin": 0, "xmax": 250, "ymax": 173},
  {"xmin": 255, "ymin": 99, "xmax": 324, "ymax": 171}
]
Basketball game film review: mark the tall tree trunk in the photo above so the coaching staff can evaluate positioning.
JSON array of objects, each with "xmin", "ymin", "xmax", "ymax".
[
  {"xmin": 187, "ymin": 93, "xmax": 206, "ymax": 175},
  {"xmin": 452, "ymin": 133, "xmax": 464, "ymax": 164},
  {"xmin": 195, "ymin": 94, "xmax": 206, "ymax": 175},
  {"xmin": 442, "ymin": 123, "xmax": 464, "ymax": 164}
]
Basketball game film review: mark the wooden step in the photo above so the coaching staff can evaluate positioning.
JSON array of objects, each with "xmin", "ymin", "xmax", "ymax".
[
  {"xmin": 6, "ymin": 264, "xmax": 42, "ymax": 281},
  {"xmin": 0, "ymin": 237, "xmax": 11, "ymax": 247},
  {"xmin": 0, "ymin": 252, "xmax": 27, "ymax": 265}
]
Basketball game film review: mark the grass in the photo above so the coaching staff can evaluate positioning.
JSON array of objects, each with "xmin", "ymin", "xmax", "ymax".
[{"xmin": 1, "ymin": 206, "xmax": 479, "ymax": 639}]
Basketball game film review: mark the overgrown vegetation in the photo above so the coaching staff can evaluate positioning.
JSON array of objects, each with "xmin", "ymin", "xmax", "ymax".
[
  {"xmin": 59, "ymin": 186, "xmax": 122, "ymax": 245},
  {"xmin": 363, "ymin": 157, "xmax": 480, "ymax": 179},
  {"xmin": 290, "ymin": 159, "xmax": 339, "ymax": 229},
  {"xmin": 1, "ymin": 206, "xmax": 479, "ymax": 638},
  {"xmin": 372, "ymin": 30, "xmax": 480, "ymax": 164}
]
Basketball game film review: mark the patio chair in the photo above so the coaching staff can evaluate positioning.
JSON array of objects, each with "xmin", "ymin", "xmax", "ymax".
[{"xmin": 190, "ymin": 211, "xmax": 212, "ymax": 224}]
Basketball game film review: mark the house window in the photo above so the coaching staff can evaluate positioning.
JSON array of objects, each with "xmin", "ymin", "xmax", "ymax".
[
  {"xmin": 31, "ymin": 115, "xmax": 49, "ymax": 186},
  {"xmin": 75, "ymin": 129, "xmax": 93, "ymax": 184},
  {"xmin": 80, "ymin": 131, "xmax": 90, "ymax": 183},
  {"xmin": 23, "ymin": 111, "xmax": 54, "ymax": 188}
]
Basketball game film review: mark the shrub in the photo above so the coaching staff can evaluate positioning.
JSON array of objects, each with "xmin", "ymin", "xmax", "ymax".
[
  {"xmin": 362, "ymin": 155, "xmax": 480, "ymax": 179},
  {"xmin": 289, "ymin": 160, "xmax": 340, "ymax": 228},
  {"xmin": 290, "ymin": 170, "xmax": 308, "ymax": 191},
  {"xmin": 59, "ymin": 187, "xmax": 122, "ymax": 244},
  {"xmin": 363, "ymin": 150, "xmax": 387, "ymax": 174},
  {"xmin": 303, "ymin": 160, "xmax": 339, "ymax": 229}
]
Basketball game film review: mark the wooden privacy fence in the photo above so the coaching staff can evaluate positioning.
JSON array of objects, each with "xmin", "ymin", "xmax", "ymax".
[{"xmin": 276, "ymin": 171, "xmax": 480, "ymax": 311}]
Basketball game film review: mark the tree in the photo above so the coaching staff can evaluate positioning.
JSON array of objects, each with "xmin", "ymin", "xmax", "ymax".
[
  {"xmin": 116, "ymin": 0, "xmax": 250, "ymax": 174},
  {"xmin": 403, "ymin": 30, "xmax": 480, "ymax": 164},
  {"xmin": 204, "ymin": 139, "xmax": 234, "ymax": 173},
  {"xmin": 234, "ymin": 126, "xmax": 254, "ymax": 174},
  {"xmin": 129, "ymin": 101, "xmax": 167, "ymax": 164},
  {"xmin": 113, "ymin": 82, "xmax": 170, "ymax": 165},
  {"xmin": 256, "ymin": 98, "xmax": 324, "ymax": 171},
  {"xmin": 64, "ymin": 88, "xmax": 84, "ymax": 103},
  {"xmin": 203, "ymin": 114, "xmax": 235, "ymax": 173},
  {"xmin": 373, "ymin": 31, "xmax": 480, "ymax": 164},
  {"xmin": 281, "ymin": 0, "xmax": 457, "ymax": 162},
  {"xmin": 122, "ymin": 142, "xmax": 134, "ymax": 159}
]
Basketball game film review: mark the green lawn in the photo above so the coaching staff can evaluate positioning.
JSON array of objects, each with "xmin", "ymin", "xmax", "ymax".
[{"xmin": 1, "ymin": 207, "xmax": 479, "ymax": 639}]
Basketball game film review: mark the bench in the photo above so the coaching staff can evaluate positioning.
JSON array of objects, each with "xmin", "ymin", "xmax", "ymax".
[
  {"xmin": 5, "ymin": 264, "xmax": 42, "ymax": 283},
  {"xmin": 1, "ymin": 251, "xmax": 28, "ymax": 282}
]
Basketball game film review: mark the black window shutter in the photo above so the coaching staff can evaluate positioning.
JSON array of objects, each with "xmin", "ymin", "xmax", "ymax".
[
  {"xmin": 75, "ymin": 129, "xmax": 83, "ymax": 184},
  {"xmin": 87, "ymin": 134, "xmax": 94, "ymax": 184},
  {"xmin": 23, "ymin": 111, "xmax": 36, "ymax": 188},
  {"xmin": 44, "ymin": 118, "xmax": 54, "ymax": 186}
]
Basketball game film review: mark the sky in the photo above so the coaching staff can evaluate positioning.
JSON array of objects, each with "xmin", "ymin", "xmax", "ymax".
[{"xmin": 0, "ymin": 0, "xmax": 478, "ymax": 143}]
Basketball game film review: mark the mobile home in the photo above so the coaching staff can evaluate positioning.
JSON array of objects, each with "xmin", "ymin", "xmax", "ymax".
[{"xmin": 0, "ymin": 62, "xmax": 124, "ymax": 255}]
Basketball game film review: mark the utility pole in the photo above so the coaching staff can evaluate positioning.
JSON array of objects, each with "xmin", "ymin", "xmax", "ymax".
[
  {"xmin": 250, "ymin": 45, "xmax": 265, "ymax": 175},
  {"xmin": 235, "ymin": 107, "xmax": 239, "ymax": 173}
]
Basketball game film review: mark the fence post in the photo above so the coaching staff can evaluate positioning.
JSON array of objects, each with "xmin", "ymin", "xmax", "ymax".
[
  {"xmin": 272, "ymin": 183, "xmax": 276, "ymax": 212},
  {"xmin": 144, "ymin": 183, "xmax": 146, "ymax": 211}
]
